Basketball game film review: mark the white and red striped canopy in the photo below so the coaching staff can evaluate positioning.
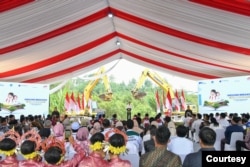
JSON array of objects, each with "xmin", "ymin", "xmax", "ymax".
[{"xmin": 1, "ymin": 0, "xmax": 250, "ymax": 84}]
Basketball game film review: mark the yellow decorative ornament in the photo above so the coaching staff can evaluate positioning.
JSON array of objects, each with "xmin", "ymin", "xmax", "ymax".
[
  {"xmin": 90, "ymin": 142, "xmax": 103, "ymax": 151},
  {"xmin": 109, "ymin": 145, "xmax": 126, "ymax": 155},
  {"xmin": 22, "ymin": 151, "xmax": 38, "ymax": 160},
  {"xmin": 56, "ymin": 155, "xmax": 64, "ymax": 165},
  {"xmin": 0, "ymin": 149, "xmax": 16, "ymax": 156}
]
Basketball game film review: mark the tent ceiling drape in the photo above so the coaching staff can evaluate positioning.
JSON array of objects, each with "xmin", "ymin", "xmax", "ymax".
[{"xmin": 1, "ymin": 0, "xmax": 249, "ymax": 84}]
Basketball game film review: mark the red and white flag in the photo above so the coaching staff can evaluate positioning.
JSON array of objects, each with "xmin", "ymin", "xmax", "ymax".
[
  {"xmin": 155, "ymin": 90, "xmax": 161, "ymax": 113},
  {"xmin": 70, "ymin": 92, "xmax": 76, "ymax": 112},
  {"xmin": 64, "ymin": 92, "xmax": 70, "ymax": 112},
  {"xmin": 174, "ymin": 90, "xmax": 180, "ymax": 111},
  {"xmin": 165, "ymin": 89, "xmax": 172, "ymax": 116},
  {"xmin": 162, "ymin": 90, "xmax": 166, "ymax": 108},
  {"xmin": 76, "ymin": 93, "xmax": 81, "ymax": 113},
  {"xmin": 81, "ymin": 93, "xmax": 85, "ymax": 110},
  {"xmin": 180, "ymin": 89, "xmax": 187, "ymax": 110}
]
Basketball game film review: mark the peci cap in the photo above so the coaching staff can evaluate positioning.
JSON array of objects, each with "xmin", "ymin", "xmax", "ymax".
[
  {"xmin": 115, "ymin": 121, "xmax": 123, "ymax": 127},
  {"xmin": 71, "ymin": 122, "xmax": 80, "ymax": 130}
]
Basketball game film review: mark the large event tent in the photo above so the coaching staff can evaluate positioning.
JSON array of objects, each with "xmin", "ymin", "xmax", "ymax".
[{"xmin": 1, "ymin": 0, "xmax": 250, "ymax": 84}]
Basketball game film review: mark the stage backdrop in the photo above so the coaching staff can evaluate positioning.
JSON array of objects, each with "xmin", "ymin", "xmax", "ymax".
[
  {"xmin": 0, "ymin": 82, "xmax": 49, "ymax": 118},
  {"xmin": 198, "ymin": 75, "xmax": 250, "ymax": 114}
]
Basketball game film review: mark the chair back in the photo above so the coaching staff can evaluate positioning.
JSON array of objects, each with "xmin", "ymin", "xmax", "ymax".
[
  {"xmin": 178, "ymin": 154, "xmax": 187, "ymax": 164},
  {"xmin": 229, "ymin": 132, "xmax": 243, "ymax": 147},
  {"xmin": 120, "ymin": 153, "xmax": 139, "ymax": 167},
  {"xmin": 214, "ymin": 128, "xmax": 225, "ymax": 150}
]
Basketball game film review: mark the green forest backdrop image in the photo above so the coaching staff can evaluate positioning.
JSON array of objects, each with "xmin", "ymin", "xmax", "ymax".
[{"xmin": 49, "ymin": 76, "xmax": 198, "ymax": 120}]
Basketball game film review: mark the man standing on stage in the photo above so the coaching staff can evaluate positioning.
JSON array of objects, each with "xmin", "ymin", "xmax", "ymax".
[{"xmin": 126, "ymin": 102, "xmax": 132, "ymax": 120}]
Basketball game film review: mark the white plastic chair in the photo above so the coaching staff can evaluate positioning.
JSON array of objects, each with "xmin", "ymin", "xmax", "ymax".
[
  {"xmin": 178, "ymin": 154, "xmax": 187, "ymax": 164},
  {"xmin": 225, "ymin": 132, "xmax": 243, "ymax": 151},
  {"xmin": 214, "ymin": 128, "xmax": 225, "ymax": 151},
  {"xmin": 120, "ymin": 154, "xmax": 139, "ymax": 167}
]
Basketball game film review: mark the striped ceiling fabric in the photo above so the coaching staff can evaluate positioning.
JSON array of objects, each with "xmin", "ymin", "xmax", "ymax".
[{"xmin": 0, "ymin": 0, "xmax": 250, "ymax": 84}]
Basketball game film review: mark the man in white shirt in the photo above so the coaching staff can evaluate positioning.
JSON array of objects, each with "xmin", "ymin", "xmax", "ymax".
[
  {"xmin": 218, "ymin": 113, "xmax": 230, "ymax": 128},
  {"xmin": 168, "ymin": 125, "xmax": 194, "ymax": 163},
  {"xmin": 191, "ymin": 113, "xmax": 203, "ymax": 142},
  {"xmin": 102, "ymin": 119, "xmax": 114, "ymax": 139},
  {"xmin": 126, "ymin": 119, "xmax": 143, "ymax": 154}
]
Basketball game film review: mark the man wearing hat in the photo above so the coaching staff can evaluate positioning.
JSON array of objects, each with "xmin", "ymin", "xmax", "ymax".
[{"xmin": 71, "ymin": 121, "xmax": 80, "ymax": 140}]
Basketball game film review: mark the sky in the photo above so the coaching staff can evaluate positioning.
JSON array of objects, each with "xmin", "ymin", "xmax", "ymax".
[{"xmin": 80, "ymin": 59, "xmax": 198, "ymax": 92}]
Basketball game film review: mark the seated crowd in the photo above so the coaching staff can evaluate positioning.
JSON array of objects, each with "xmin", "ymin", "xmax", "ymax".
[{"xmin": 0, "ymin": 111, "xmax": 249, "ymax": 167}]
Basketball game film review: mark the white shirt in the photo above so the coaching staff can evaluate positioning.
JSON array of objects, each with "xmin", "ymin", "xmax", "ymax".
[
  {"xmin": 102, "ymin": 128, "xmax": 114, "ymax": 138},
  {"xmin": 191, "ymin": 119, "xmax": 203, "ymax": 142},
  {"xmin": 141, "ymin": 133, "xmax": 151, "ymax": 154},
  {"xmin": 168, "ymin": 136, "xmax": 194, "ymax": 155},
  {"xmin": 126, "ymin": 142, "xmax": 139, "ymax": 155},
  {"xmin": 191, "ymin": 119, "xmax": 203, "ymax": 132},
  {"xmin": 126, "ymin": 129, "xmax": 143, "ymax": 152},
  {"xmin": 183, "ymin": 117, "xmax": 192, "ymax": 127},
  {"xmin": 218, "ymin": 119, "xmax": 230, "ymax": 128}
]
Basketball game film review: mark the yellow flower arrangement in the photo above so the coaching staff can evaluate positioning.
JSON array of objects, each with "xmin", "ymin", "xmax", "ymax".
[
  {"xmin": 109, "ymin": 145, "xmax": 126, "ymax": 155},
  {"xmin": 56, "ymin": 155, "xmax": 64, "ymax": 165},
  {"xmin": 90, "ymin": 142, "xmax": 103, "ymax": 151},
  {"xmin": 0, "ymin": 148, "xmax": 16, "ymax": 156},
  {"xmin": 22, "ymin": 151, "xmax": 38, "ymax": 160}
]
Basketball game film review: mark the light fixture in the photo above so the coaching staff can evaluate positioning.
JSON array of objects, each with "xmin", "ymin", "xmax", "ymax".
[
  {"xmin": 108, "ymin": 13, "xmax": 113, "ymax": 18},
  {"xmin": 116, "ymin": 41, "xmax": 121, "ymax": 46}
]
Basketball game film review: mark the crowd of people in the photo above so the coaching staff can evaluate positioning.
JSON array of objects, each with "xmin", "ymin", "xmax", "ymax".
[{"xmin": 0, "ymin": 110, "xmax": 249, "ymax": 167}]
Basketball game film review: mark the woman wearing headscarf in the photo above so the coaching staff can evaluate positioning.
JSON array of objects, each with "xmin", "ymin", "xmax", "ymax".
[
  {"xmin": 52, "ymin": 123, "xmax": 64, "ymax": 141},
  {"xmin": 76, "ymin": 127, "xmax": 90, "ymax": 155},
  {"xmin": 89, "ymin": 122, "xmax": 101, "ymax": 137}
]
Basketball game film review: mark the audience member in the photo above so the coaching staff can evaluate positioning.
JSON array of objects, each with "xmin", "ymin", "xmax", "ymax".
[
  {"xmin": 71, "ymin": 121, "xmax": 80, "ymax": 139},
  {"xmin": 0, "ymin": 129, "xmax": 20, "ymax": 166},
  {"xmin": 142, "ymin": 113, "xmax": 150, "ymax": 128},
  {"xmin": 140, "ymin": 126, "xmax": 182, "ymax": 167},
  {"xmin": 102, "ymin": 119, "xmax": 113, "ymax": 138},
  {"xmin": 0, "ymin": 117, "xmax": 9, "ymax": 134},
  {"xmin": 168, "ymin": 125, "xmax": 193, "ymax": 161},
  {"xmin": 191, "ymin": 113, "xmax": 203, "ymax": 142},
  {"xmin": 76, "ymin": 127, "xmax": 90, "ymax": 155},
  {"xmin": 43, "ymin": 136, "xmax": 85, "ymax": 167},
  {"xmin": 183, "ymin": 127, "xmax": 216, "ymax": 167},
  {"xmin": 108, "ymin": 133, "xmax": 131, "ymax": 167},
  {"xmin": 78, "ymin": 132, "xmax": 107, "ymax": 167},
  {"xmin": 19, "ymin": 140, "xmax": 43, "ymax": 166},
  {"xmin": 218, "ymin": 113, "xmax": 230, "ymax": 128},
  {"xmin": 126, "ymin": 119, "xmax": 143, "ymax": 154},
  {"xmin": 236, "ymin": 127, "xmax": 250, "ymax": 151},
  {"xmin": 39, "ymin": 120, "xmax": 51, "ymax": 139},
  {"xmin": 164, "ymin": 116, "xmax": 176, "ymax": 136},
  {"xmin": 90, "ymin": 122, "xmax": 102, "ymax": 137},
  {"xmin": 142, "ymin": 125, "xmax": 157, "ymax": 154},
  {"xmin": 221, "ymin": 116, "xmax": 244, "ymax": 151},
  {"xmin": 183, "ymin": 113, "xmax": 192, "ymax": 138}
]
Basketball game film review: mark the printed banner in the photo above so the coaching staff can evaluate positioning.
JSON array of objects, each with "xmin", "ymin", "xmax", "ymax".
[
  {"xmin": 0, "ymin": 82, "xmax": 49, "ymax": 118},
  {"xmin": 198, "ymin": 75, "xmax": 250, "ymax": 114}
]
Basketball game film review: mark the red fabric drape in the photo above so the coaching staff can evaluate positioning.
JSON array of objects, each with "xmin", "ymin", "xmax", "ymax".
[
  {"xmin": 190, "ymin": 0, "xmax": 250, "ymax": 16},
  {"xmin": 0, "ymin": 33, "xmax": 116, "ymax": 78},
  {"xmin": 0, "ymin": 0, "xmax": 34, "ymax": 13},
  {"xmin": 0, "ymin": 8, "xmax": 109, "ymax": 54},
  {"xmin": 121, "ymin": 49, "xmax": 219, "ymax": 79},
  {"xmin": 118, "ymin": 33, "xmax": 250, "ymax": 73},
  {"xmin": 23, "ymin": 49, "xmax": 119, "ymax": 83},
  {"xmin": 112, "ymin": 8, "xmax": 250, "ymax": 55}
]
